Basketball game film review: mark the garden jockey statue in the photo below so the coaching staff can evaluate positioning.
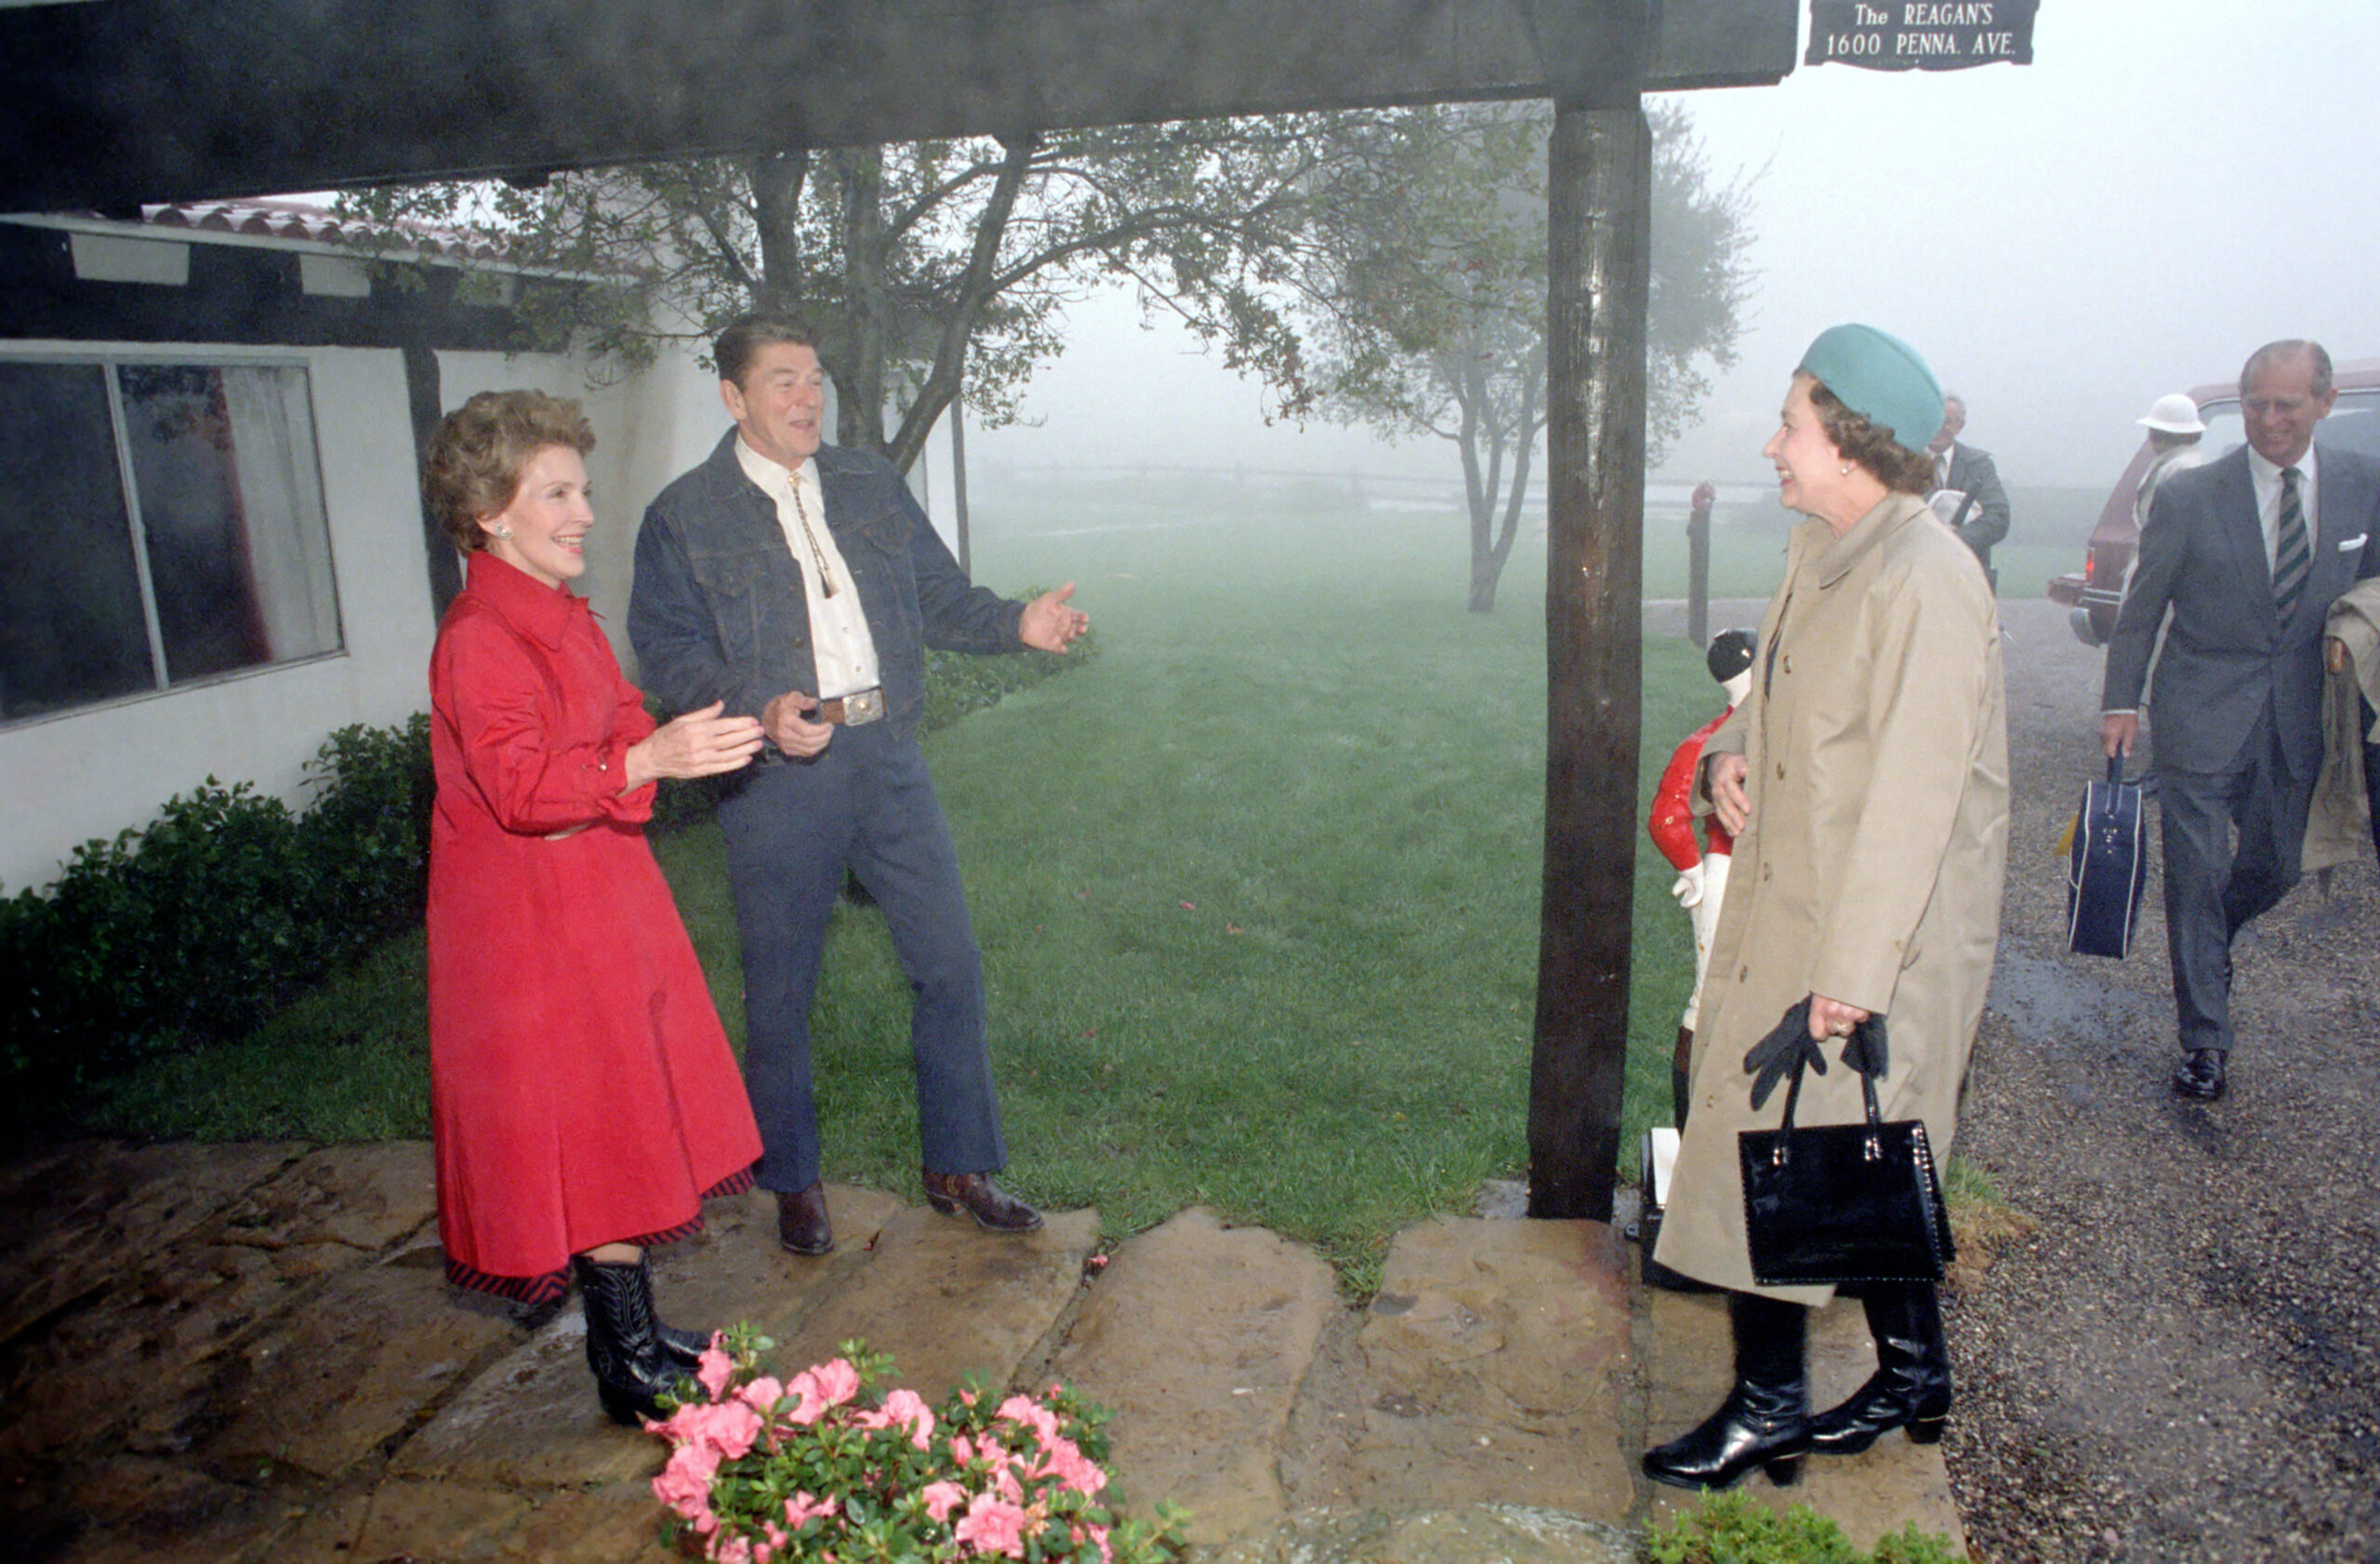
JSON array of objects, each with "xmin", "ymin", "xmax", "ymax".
[{"xmin": 1646, "ymin": 628, "xmax": 1757, "ymax": 1126}]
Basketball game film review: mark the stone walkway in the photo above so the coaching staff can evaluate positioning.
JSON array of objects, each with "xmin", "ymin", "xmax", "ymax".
[{"xmin": 0, "ymin": 1140, "xmax": 1960, "ymax": 1562}]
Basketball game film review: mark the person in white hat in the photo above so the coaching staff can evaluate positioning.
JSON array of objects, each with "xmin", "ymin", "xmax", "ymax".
[{"xmin": 2133, "ymin": 391, "xmax": 2210, "ymax": 535}]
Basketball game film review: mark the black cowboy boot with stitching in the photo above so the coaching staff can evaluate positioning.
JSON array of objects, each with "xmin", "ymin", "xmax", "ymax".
[
  {"xmin": 575, "ymin": 1255, "xmax": 694, "ymax": 1425},
  {"xmin": 1807, "ymin": 1281, "xmax": 1952, "ymax": 1455},
  {"xmin": 1642, "ymin": 1290, "xmax": 1812, "ymax": 1490}
]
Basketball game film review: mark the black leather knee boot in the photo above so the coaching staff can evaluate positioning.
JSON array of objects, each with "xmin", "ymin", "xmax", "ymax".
[
  {"xmin": 575, "ymin": 1256, "xmax": 694, "ymax": 1426},
  {"xmin": 1807, "ymin": 1281, "xmax": 1952, "ymax": 1455},
  {"xmin": 1642, "ymin": 1290, "xmax": 1811, "ymax": 1490}
]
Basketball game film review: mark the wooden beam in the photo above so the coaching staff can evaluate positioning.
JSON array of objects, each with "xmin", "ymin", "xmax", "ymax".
[
  {"xmin": 0, "ymin": 0, "xmax": 1792, "ymax": 209},
  {"xmin": 1528, "ymin": 87, "xmax": 1649, "ymax": 1224}
]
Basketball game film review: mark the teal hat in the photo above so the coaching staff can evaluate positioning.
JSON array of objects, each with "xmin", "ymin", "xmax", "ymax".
[{"xmin": 1796, "ymin": 325, "xmax": 1944, "ymax": 457}]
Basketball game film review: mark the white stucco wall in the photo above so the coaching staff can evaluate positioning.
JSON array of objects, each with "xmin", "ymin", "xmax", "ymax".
[
  {"xmin": 0, "ymin": 338, "xmax": 719, "ymax": 895},
  {"xmin": 1, "ymin": 345, "xmax": 439, "ymax": 893}
]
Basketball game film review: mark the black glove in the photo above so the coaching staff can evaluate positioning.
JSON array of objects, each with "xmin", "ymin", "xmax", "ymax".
[
  {"xmin": 1741, "ymin": 998, "xmax": 1829, "ymax": 1111},
  {"xmin": 1839, "ymin": 1014, "xmax": 1890, "ymax": 1080}
]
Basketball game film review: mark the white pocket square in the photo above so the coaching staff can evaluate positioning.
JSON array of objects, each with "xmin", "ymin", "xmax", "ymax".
[{"xmin": 2340, "ymin": 534, "xmax": 2368, "ymax": 550}]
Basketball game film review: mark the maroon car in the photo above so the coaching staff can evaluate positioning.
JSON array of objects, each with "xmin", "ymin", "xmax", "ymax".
[{"xmin": 2051, "ymin": 358, "xmax": 2380, "ymax": 645}]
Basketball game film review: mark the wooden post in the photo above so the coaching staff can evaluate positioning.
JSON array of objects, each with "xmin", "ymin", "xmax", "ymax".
[
  {"xmin": 1687, "ymin": 479, "xmax": 1715, "ymax": 648},
  {"xmin": 1527, "ymin": 74, "xmax": 1651, "ymax": 1223}
]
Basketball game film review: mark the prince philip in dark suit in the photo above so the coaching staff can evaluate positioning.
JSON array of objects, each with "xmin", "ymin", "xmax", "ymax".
[{"xmin": 2101, "ymin": 340, "xmax": 2380, "ymax": 1100}]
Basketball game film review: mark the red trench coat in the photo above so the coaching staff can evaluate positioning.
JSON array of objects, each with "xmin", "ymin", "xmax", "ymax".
[{"xmin": 427, "ymin": 552, "xmax": 760, "ymax": 1304}]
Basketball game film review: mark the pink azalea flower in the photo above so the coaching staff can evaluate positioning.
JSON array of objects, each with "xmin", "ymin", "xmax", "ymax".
[
  {"xmin": 737, "ymin": 1374, "xmax": 786, "ymax": 1414},
  {"xmin": 949, "ymin": 1433, "xmax": 975, "ymax": 1465},
  {"xmin": 661, "ymin": 1399, "xmax": 765, "ymax": 1462},
  {"xmin": 696, "ymin": 1346, "xmax": 737, "ymax": 1399},
  {"xmin": 810, "ymin": 1357, "xmax": 862, "ymax": 1407},
  {"xmin": 954, "ymin": 1492, "xmax": 1030, "ymax": 1558},
  {"xmin": 995, "ymin": 1395, "xmax": 1060, "ymax": 1444},
  {"xmin": 785, "ymin": 1491, "xmax": 841, "ymax": 1527},
  {"xmin": 652, "ymin": 1440, "xmax": 722, "ymax": 1525},
  {"xmin": 990, "ymin": 1457, "xmax": 1025, "ymax": 1504},
  {"xmin": 782, "ymin": 1370, "xmax": 828, "ymax": 1426},
  {"xmin": 710, "ymin": 1536, "xmax": 752, "ymax": 1564},
  {"xmin": 879, "ymin": 1387, "xmax": 936, "ymax": 1451},
  {"xmin": 920, "ymin": 1479, "xmax": 969, "ymax": 1522},
  {"xmin": 1036, "ymin": 1433, "xmax": 1105, "ymax": 1495}
]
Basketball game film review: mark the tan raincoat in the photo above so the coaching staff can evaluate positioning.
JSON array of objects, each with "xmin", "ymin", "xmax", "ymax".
[{"xmin": 1653, "ymin": 492, "xmax": 2010, "ymax": 1304}]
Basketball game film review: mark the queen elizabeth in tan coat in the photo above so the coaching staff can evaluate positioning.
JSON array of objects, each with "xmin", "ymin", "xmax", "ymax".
[{"xmin": 1644, "ymin": 325, "xmax": 2010, "ymax": 1492}]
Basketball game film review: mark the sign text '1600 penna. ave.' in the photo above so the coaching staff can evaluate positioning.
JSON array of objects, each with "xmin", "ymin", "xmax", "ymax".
[{"xmin": 1806, "ymin": 0, "xmax": 2039, "ymax": 71}]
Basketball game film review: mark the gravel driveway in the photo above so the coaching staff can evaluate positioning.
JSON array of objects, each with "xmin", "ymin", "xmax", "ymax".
[{"xmin": 1942, "ymin": 598, "xmax": 2380, "ymax": 1563}]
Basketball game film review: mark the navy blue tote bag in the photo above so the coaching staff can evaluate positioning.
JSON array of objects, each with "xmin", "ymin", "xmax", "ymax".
[{"xmin": 2067, "ymin": 756, "xmax": 2150, "ymax": 959}]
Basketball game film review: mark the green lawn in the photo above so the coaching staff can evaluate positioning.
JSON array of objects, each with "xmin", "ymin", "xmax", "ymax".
[{"xmin": 78, "ymin": 492, "xmax": 1740, "ymax": 1289}]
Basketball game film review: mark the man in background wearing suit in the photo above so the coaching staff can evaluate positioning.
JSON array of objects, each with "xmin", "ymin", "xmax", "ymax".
[
  {"xmin": 2101, "ymin": 339, "xmax": 2380, "ymax": 1101},
  {"xmin": 1928, "ymin": 394, "xmax": 2012, "ymax": 588}
]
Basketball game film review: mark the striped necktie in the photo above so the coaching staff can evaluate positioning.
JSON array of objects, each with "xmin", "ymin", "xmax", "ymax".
[{"xmin": 2273, "ymin": 465, "xmax": 2309, "ymax": 618}]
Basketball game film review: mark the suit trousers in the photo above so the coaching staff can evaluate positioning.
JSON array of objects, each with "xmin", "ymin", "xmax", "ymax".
[
  {"xmin": 2155, "ymin": 709, "xmax": 2316, "ymax": 1054},
  {"xmin": 717, "ymin": 722, "xmax": 1007, "ymax": 1193}
]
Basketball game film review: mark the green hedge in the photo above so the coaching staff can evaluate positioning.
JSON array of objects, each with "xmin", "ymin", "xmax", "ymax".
[{"xmin": 1, "ymin": 716, "xmax": 433, "ymax": 1093}]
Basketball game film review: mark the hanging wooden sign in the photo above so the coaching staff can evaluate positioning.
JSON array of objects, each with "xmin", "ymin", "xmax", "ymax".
[{"xmin": 1806, "ymin": 0, "xmax": 2038, "ymax": 69}]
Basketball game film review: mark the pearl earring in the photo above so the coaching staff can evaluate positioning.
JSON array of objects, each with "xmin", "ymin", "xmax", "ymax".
[
  {"xmin": 1839, "ymin": 464, "xmax": 1852, "ymax": 476},
  {"xmin": 491, "ymin": 524, "xmax": 514, "ymax": 539}
]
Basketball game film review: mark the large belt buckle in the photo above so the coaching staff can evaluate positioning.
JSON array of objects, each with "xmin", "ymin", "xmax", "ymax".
[{"xmin": 842, "ymin": 687, "xmax": 886, "ymax": 726}]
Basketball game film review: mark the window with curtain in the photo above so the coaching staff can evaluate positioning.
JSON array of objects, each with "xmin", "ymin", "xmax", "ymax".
[{"xmin": 0, "ymin": 358, "xmax": 342, "ymax": 723}]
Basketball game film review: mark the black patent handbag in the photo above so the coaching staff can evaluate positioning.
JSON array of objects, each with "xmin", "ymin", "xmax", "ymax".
[{"xmin": 1739, "ymin": 1042, "xmax": 1954, "ymax": 1287}]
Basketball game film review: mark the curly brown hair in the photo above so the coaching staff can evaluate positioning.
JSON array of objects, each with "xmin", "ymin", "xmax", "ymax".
[
  {"xmin": 1807, "ymin": 380, "xmax": 1935, "ymax": 496},
  {"xmin": 423, "ymin": 391, "xmax": 598, "ymax": 553}
]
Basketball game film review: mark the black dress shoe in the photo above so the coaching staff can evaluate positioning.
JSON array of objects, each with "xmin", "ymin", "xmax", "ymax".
[
  {"xmin": 922, "ymin": 1170, "xmax": 1043, "ymax": 1234},
  {"xmin": 2174, "ymin": 1048, "xmax": 2228, "ymax": 1101},
  {"xmin": 776, "ymin": 1184, "xmax": 833, "ymax": 1256}
]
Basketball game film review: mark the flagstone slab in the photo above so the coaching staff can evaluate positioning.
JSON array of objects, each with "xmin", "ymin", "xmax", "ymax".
[
  {"xmin": 506, "ymin": 1478, "xmax": 671, "ymax": 1563},
  {"xmin": 1210, "ymin": 1504, "xmax": 1637, "ymax": 1564},
  {"xmin": 0, "ymin": 1141, "xmax": 302, "ymax": 1346},
  {"xmin": 1329, "ymin": 1217, "xmax": 1637, "ymax": 1517},
  {"xmin": 775, "ymin": 1205, "xmax": 1101, "ymax": 1401},
  {"xmin": 647, "ymin": 1182, "xmax": 908, "ymax": 1346},
  {"xmin": 48, "ymin": 1454, "xmax": 285, "ymax": 1564},
  {"xmin": 1051, "ymin": 1207, "xmax": 1337, "ymax": 1543},
  {"xmin": 287, "ymin": 1475, "xmax": 661, "ymax": 1564},
  {"xmin": 0, "ymin": 1239, "xmax": 305, "ymax": 1463},
  {"xmin": 189, "ymin": 1141, "xmax": 438, "ymax": 1255},
  {"xmin": 339, "ymin": 1477, "xmax": 536, "ymax": 1561},
  {"xmin": 388, "ymin": 1310, "xmax": 670, "ymax": 1488},
  {"xmin": 393, "ymin": 1184, "xmax": 906, "ymax": 1488},
  {"xmin": 231, "ymin": 1490, "xmax": 376, "ymax": 1564},
  {"xmin": 198, "ymin": 1259, "xmax": 518, "ymax": 1478}
]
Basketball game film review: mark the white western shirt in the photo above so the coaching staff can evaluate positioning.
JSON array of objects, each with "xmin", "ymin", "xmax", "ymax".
[{"xmin": 735, "ymin": 439, "xmax": 882, "ymax": 701}]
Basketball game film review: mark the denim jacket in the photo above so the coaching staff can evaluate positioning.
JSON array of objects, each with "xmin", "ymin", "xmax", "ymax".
[{"xmin": 628, "ymin": 431, "xmax": 1024, "ymax": 739}]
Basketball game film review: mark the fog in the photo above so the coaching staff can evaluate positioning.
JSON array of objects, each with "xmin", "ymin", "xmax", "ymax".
[{"xmin": 972, "ymin": 3, "xmax": 2380, "ymax": 499}]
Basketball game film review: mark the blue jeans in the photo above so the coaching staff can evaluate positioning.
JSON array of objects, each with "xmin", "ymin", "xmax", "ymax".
[{"xmin": 717, "ymin": 722, "xmax": 1007, "ymax": 1192}]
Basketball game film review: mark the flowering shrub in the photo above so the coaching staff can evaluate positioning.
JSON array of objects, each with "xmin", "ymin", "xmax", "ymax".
[{"xmin": 648, "ymin": 1330, "xmax": 1187, "ymax": 1564}]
